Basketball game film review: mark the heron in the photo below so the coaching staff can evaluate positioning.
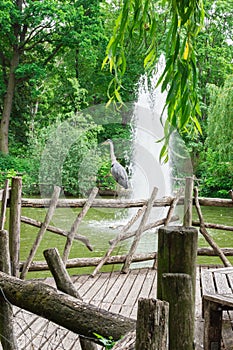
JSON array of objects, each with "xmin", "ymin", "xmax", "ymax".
[{"xmin": 103, "ymin": 139, "xmax": 129, "ymax": 189}]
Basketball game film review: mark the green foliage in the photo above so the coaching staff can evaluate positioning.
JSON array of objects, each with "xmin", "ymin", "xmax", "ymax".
[
  {"xmin": 195, "ymin": 0, "xmax": 233, "ymax": 120},
  {"xmin": 102, "ymin": 0, "xmax": 204, "ymax": 161},
  {"xmin": 197, "ymin": 75, "xmax": 233, "ymax": 197},
  {"xmin": 0, "ymin": 154, "xmax": 38, "ymax": 193},
  {"xmin": 93, "ymin": 333, "xmax": 117, "ymax": 349}
]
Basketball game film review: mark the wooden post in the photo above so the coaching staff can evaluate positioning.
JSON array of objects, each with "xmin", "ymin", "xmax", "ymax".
[
  {"xmin": 44, "ymin": 248, "xmax": 97, "ymax": 350},
  {"xmin": 183, "ymin": 176, "xmax": 194, "ymax": 227},
  {"xmin": 162, "ymin": 273, "xmax": 194, "ymax": 350},
  {"xmin": 9, "ymin": 176, "xmax": 22, "ymax": 277},
  {"xmin": 157, "ymin": 226, "xmax": 198, "ymax": 350},
  {"xmin": 135, "ymin": 298, "xmax": 169, "ymax": 350},
  {"xmin": 121, "ymin": 187, "xmax": 158, "ymax": 273},
  {"xmin": 62, "ymin": 187, "xmax": 98, "ymax": 264},
  {"xmin": 0, "ymin": 230, "xmax": 18, "ymax": 349},
  {"xmin": 203, "ymin": 299, "xmax": 222, "ymax": 350},
  {"xmin": 157, "ymin": 226, "xmax": 198, "ymax": 304},
  {"xmin": 20, "ymin": 185, "xmax": 61, "ymax": 279},
  {"xmin": 0, "ymin": 179, "xmax": 9, "ymax": 230}
]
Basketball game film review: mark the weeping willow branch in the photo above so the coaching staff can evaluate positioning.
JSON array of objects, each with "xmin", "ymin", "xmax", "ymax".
[{"xmin": 103, "ymin": 0, "xmax": 205, "ymax": 161}]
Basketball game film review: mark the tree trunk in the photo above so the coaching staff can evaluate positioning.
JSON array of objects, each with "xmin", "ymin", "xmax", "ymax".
[{"xmin": 0, "ymin": 50, "xmax": 19, "ymax": 154}]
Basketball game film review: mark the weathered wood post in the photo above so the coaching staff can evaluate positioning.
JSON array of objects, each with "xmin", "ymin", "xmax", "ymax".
[
  {"xmin": 162, "ymin": 273, "xmax": 194, "ymax": 350},
  {"xmin": 183, "ymin": 176, "xmax": 194, "ymax": 227},
  {"xmin": 0, "ymin": 230, "xmax": 18, "ymax": 349},
  {"xmin": 9, "ymin": 176, "xmax": 22, "ymax": 277},
  {"xmin": 136, "ymin": 298, "xmax": 169, "ymax": 350},
  {"xmin": 157, "ymin": 226, "xmax": 198, "ymax": 350}
]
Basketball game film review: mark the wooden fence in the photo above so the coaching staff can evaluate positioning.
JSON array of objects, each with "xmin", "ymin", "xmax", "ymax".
[
  {"xmin": 0, "ymin": 176, "xmax": 233, "ymax": 279},
  {"xmin": 0, "ymin": 176, "xmax": 233, "ymax": 350}
]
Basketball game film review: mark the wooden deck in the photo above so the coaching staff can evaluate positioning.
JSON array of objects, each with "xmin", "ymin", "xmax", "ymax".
[{"xmin": 1, "ymin": 266, "xmax": 233, "ymax": 350}]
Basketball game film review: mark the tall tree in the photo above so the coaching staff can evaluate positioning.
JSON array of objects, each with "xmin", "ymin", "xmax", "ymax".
[{"xmin": 0, "ymin": 0, "xmax": 91, "ymax": 154}]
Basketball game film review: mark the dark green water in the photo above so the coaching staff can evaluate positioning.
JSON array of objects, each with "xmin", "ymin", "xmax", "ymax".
[{"xmin": 10, "ymin": 204, "xmax": 233, "ymax": 278}]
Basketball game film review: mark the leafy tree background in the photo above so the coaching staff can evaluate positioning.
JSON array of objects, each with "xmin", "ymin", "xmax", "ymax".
[{"xmin": 0, "ymin": 0, "xmax": 232, "ymax": 197}]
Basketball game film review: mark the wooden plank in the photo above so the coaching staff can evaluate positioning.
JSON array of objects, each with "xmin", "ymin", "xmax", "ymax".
[
  {"xmin": 121, "ymin": 271, "xmax": 148, "ymax": 318},
  {"xmin": 227, "ymin": 272, "xmax": 233, "ymax": 291},
  {"xmin": 77, "ymin": 274, "xmax": 103, "ymax": 299},
  {"xmin": 203, "ymin": 294, "xmax": 233, "ymax": 308},
  {"xmin": 91, "ymin": 274, "xmax": 119, "ymax": 304},
  {"xmin": 214, "ymin": 271, "xmax": 232, "ymax": 294},
  {"xmin": 195, "ymin": 266, "xmax": 203, "ymax": 319},
  {"xmin": 113, "ymin": 270, "xmax": 138, "ymax": 306},
  {"xmin": 84, "ymin": 274, "xmax": 113, "ymax": 303},
  {"xmin": 200, "ymin": 267, "xmax": 216, "ymax": 296},
  {"xmin": 101, "ymin": 273, "xmax": 129, "ymax": 304}
]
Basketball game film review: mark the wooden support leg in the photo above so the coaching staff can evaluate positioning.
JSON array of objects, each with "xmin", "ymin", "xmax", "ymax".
[{"xmin": 203, "ymin": 299, "xmax": 222, "ymax": 350}]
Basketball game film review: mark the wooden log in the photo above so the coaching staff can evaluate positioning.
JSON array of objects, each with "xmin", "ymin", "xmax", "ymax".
[
  {"xmin": 0, "ymin": 180, "xmax": 9, "ymax": 230},
  {"xmin": 62, "ymin": 187, "xmax": 98, "ymax": 264},
  {"xmin": 135, "ymin": 298, "xmax": 169, "ymax": 350},
  {"xmin": 21, "ymin": 215, "xmax": 93, "ymax": 251},
  {"xmin": 121, "ymin": 187, "xmax": 158, "ymax": 273},
  {"xmin": 9, "ymin": 176, "xmax": 22, "ymax": 277},
  {"xmin": 0, "ymin": 271, "xmax": 136, "ymax": 344},
  {"xmin": 0, "ymin": 230, "xmax": 18, "ymax": 350},
  {"xmin": 44, "ymin": 248, "xmax": 97, "ymax": 350},
  {"xmin": 194, "ymin": 187, "xmax": 232, "ymax": 267},
  {"xmin": 20, "ymin": 196, "xmax": 233, "ymax": 208},
  {"xmin": 162, "ymin": 273, "xmax": 194, "ymax": 350},
  {"xmin": 91, "ymin": 206, "xmax": 146, "ymax": 277},
  {"xmin": 157, "ymin": 226, "xmax": 198, "ymax": 306},
  {"xmin": 183, "ymin": 176, "xmax": 194, "ymax": 226},
  {"xmin": 192, "ymin": 220, "xmax": 233, "ymax": 232},
  {"xmin": 197, "ymin": 247, "xmax": 233, "ymax": 256},
  {"xmin": 19, "ymin": 252, "xmax": 157, "ymax": 271},
  {"xmin": 20, "ymin": 186, "xmax": 61, "ymax": 279},
  {"xmin": 21, "ymin": 196, "xmax": 174, "ymax": 208},
  {"xmin": 109, "ymin": 215, "xmax": 179, "ymax": 244}
]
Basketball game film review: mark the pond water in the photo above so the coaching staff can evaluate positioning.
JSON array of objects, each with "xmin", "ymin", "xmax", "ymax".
[{"xmin": 7, "ymin": 203, "xmax": 233, "ymax": 278}]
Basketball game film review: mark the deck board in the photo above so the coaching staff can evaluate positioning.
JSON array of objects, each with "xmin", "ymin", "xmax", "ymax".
[{"xmin": 1, "ymin": 267, "xmax": 233, "ymax": 350}]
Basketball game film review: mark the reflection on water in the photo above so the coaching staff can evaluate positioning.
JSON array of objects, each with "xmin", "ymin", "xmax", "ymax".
[{"xmin": 7, "ymin": 203, "xmax": 233, "ymax": 278}]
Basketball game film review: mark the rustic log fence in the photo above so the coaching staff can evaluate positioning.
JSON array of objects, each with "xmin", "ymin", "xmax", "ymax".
[
  {"xmin": 0, "ymin": 176, "xmax": 233, "ymax": 276},
  {"xmin": 0, "ymin": 176, "xmax": 233, "ymax": 349}
]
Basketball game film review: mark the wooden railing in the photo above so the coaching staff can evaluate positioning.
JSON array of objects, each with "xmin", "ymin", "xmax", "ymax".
[{"xmin": 0, "ymin": 176, "xmax": 233, "ymax": 278}]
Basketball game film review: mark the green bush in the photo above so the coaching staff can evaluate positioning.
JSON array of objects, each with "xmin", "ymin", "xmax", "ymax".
[{"xmin": 0, "ymin": 154, "xmax": 39, "ymax": 194}]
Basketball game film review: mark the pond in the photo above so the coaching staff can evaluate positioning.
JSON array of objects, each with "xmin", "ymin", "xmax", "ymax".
[{"xmin": 7, "ymin": 202, "xmax": 233, "ymax": 278}]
